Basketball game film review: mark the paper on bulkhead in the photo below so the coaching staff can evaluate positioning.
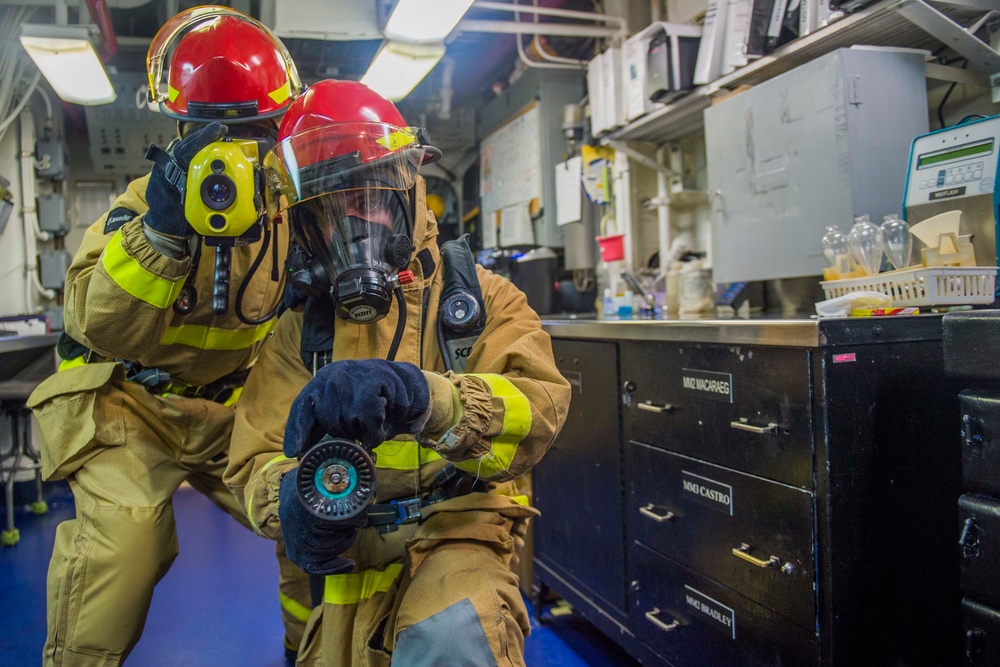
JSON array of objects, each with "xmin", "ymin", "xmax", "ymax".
[
  {"xmin": 555, "ymin": 156, "xmax": 583, "ymax": 226},
  {"xmin": 500, "ymin": 202, "xmax": 535, "ymax": 247}
]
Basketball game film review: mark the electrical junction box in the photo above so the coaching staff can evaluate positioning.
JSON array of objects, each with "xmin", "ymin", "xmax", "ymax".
[
  {"xmin": 705, "ymin": 47, "xmax": 929, "ymax": 283},
  {"xmin": 36, "ymin": 136, "xmax": 68, "ymax": 181},
  {"xmin": 37, "ymin": 193, "xmax": 69, "ymax": 236},
  {"xmin": 39, "ymin": 250, "xmax": 72, "ymax": 290}
]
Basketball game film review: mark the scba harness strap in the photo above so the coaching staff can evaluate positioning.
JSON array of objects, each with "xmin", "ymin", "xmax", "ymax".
[{"xmin": 56, "ymin": 332, "xmax": 250, "ymax": 404}]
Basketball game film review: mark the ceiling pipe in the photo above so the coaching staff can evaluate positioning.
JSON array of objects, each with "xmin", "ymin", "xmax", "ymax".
[{"xmin": 84, "ymin": 0, "xmax": 117, "ymax": 62}]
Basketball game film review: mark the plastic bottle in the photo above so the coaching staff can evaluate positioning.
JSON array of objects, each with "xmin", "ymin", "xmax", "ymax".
[
  {"xmin": 618, "ymin": 290, "xmax": 634, "ymax": 319},
  {"xmin": 601, "ymin": 288, "xmax": 616, "ymax": 318}
]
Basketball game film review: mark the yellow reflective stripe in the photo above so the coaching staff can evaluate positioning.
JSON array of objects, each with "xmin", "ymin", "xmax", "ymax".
[
  {"xmin": 324, "ymin": 564, "xmax": 404, "ymax": 605},
  {"xmin": 222, "ymin": 385, "xmax": 243, "ymax": 407},
  {"xmin": 455, "ymin": 374, "xmax": 532, "ymax": 478},
  {"xmin": 373, "ymin": 439, "xmax": 441, "ymax": 470},
  {"xmin": 279, "ymin": 591, "xmax": 312, "ymax": 623},
  {"xmin": 102, "ymin": 230, "xmax": 185, "ymax": 309},
  {"xmin": 376, "ymin": 130, "xmax": 416, "ymax": 151},
  {"xmin": 268, "ymin": 81, "xmax": 291, "ymax": 104},
  {"xmin": 246, "ymin": 454, "xmax": 292, "ymax": 535},
  {"xmin": 58, "ymin": 357, "xmax": 88, "ymax": 371},
  {"xmin": 167, "ymin": 84, "xmax": 180, "ymax": 103},
  {"xmin": 510, "ymin": 494, "xmax": 530, "ymax": 507},
  {"xmin": 160, "ymin": 319, "xmax": 276, "ymax": 351}
]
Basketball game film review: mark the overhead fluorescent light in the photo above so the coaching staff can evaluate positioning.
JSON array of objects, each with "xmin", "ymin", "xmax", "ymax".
[
  {"xmin": 384, "ymin": 0, "xmax": 476, "ymax": 43},
  {"xmin": 361, "ymin": 41, "xmax": 445, "ymax": 102},
  {"xmin": 19, "ymin": 24, "xmax": 116, "ymax": 106}
]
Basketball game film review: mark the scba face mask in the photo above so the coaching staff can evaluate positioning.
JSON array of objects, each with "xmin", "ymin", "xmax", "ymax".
[{"xmin": 290, "ymin": 185, "xmax": 414, "ymax": 323}]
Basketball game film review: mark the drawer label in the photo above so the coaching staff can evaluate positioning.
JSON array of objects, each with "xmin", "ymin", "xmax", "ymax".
[
  {"xmin": 681, "ymin": 470, "xmax": 733, "ymax": 515},
  {"xmin": 680, "ymin": 369, "xmax": 733, "ymax": 403},
  {"xmin": 684, "ymin": 585, "xmax": 736, "ymax": 639}
]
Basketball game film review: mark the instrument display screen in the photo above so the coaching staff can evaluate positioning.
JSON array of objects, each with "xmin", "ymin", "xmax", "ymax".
[{"xmin": 918, "ymin": 139, "xmax": 994, "ymax": 169}]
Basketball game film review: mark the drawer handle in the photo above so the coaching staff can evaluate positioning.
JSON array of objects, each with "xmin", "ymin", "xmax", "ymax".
[
  {"xmin": 644, "ymin": 608, "xmax": 681, "ymax": 633},
  {"xmin": 638, "ymin": 402, "xmax": 676, "ymax": 414},
  {"xmin": 732, "ymin": 543, "xmax": 779, "ymax": 568},
  {"xmin": 730, "ymin": 419, "xmax": 778, "ymax": 435},
  {"xmin": 639, "ymin": 504, "xmax": 676, "ymax": 523}
]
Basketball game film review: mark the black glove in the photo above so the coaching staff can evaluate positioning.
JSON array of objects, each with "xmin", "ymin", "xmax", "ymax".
[
  {"xmin": 278, "ymin": 471, "xmax": 365, "ymax": 575},
  {"xmin": 144, "ymin": 122, "xmax": 228, "ymax": 239},
  {"xmin": 284, "ymin": 359, "xmax": 430, "ymax": 457}
]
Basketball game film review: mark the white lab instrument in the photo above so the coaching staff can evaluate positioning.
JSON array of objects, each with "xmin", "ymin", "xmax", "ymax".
[{"xmin": 902, "ymin": 114, "xmax": 1000, "ymax": 290}]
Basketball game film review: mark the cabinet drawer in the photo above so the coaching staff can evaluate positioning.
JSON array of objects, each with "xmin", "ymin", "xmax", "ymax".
[
  {"xmin": 960, "ymin": 391, "xmax": 1000, "ymax": 497},
  {"xmin": 628, "ymin": 442, "xmax": 816, "ymax": 628},
  {"xmin": 622, "ymin": 342, "xmax": 813, "ymax": 487},
  {"xmin": 965, "ymin": 597, "xmax": 1000, "ymax": 666},
  {"xmin": 959, "ymin": 493, "xmax": 1000, "ymax": 608},
  {"xmin": 630, "ymin": 542, "xmax": 816, "ymax": 667}
]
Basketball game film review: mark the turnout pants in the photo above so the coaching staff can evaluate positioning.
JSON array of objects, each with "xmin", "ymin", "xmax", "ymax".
[
  {"xmin": 36, "ymin": 372, "xmax": 310, "ymax": 666},
  {"xmin": 295, "ymin": 495, "xmax": 537, "ymax": 667}
]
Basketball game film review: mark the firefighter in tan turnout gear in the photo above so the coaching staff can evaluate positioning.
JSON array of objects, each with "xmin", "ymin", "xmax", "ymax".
[
  {"xmin": 28, "ymin": 7, "xmax": 312, "ymax": 665},
  {"xmin": 224, "ymin": 79, "xmax": 571, "ymax": 666}
]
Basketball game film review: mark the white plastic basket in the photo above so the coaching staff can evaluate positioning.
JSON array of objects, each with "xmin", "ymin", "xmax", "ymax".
[{"xmin": 820, "ymin": 266, "xmax": 998, "ymax": 307}]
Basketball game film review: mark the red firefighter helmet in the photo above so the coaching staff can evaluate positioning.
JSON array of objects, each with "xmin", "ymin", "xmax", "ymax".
[
  {"xmin": 265, "ymin": 79, "xmax": 439, "ymax": 218},
  {"xmin": 147, "ymin": 6, "xmax": 301, "ymax": 122}
]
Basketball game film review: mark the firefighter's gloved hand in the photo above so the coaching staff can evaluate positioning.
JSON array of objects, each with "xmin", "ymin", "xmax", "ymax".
[
  {"xmin": 278, "ymin": 470, "xmax": 364, "ymax": 576},
  {"xmin": 284, "ymin": 359, "xmax": 430, "ymax": 456},
  {"xmin": 144, "ymin": 122, "xmax": 228, "ymax": 241}
]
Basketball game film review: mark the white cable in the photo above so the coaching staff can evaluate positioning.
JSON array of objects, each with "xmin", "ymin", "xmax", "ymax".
[
  {"xmin": 0, "ymin": 72, "xmax": 41, "ymax": 140},
  {"xmin": 34, "ymin": 85, "xmax": 53, "ymax": 124}
]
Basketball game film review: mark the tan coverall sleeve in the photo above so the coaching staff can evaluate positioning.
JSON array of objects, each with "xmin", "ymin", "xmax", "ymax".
[
  {"xmin": 421, "ymin": 266, "xmax": 571, "ymax": 482},
  {"xmin": 64, "ymin": 174, "xmax": 193, "ymax": 359},
  {"xmin": 225, "ymin": 310, "xmax": 311, "ymax": 539}
]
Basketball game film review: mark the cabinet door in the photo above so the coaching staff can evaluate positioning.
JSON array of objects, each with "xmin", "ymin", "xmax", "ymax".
[
  {"xmin": 534, "ymin": 339, "xmax": 626, "ymax": 615},
  {"xmin": 622, "ymin": 341, "xmax": 813, "ymax": 487},
  {"xmin": 631, "ymin": 542, "xmax": 816, "ymax": 667},
  {"xmin": 628, "ymin": 442, "xmax": 816, "ymax": 628}
]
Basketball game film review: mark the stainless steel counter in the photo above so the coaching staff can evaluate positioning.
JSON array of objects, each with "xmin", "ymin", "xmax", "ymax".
[
  {"xmin": 541, "ymin": 313, "xmax": 946, "ymax": 347},
  {"xmin": 0, "ymin": 333, "xmax": 60, "ymax": 399}
]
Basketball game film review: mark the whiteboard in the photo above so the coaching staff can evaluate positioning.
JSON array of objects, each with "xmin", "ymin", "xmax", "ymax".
[{"xmin": 480, "ymin": 103, "xmax": 542, "ymax": 239}]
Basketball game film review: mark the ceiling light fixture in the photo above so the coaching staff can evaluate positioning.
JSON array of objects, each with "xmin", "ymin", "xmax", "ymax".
[
  {"xmin": 19, "ymin": 24, "xmax": 116, "ymax": 106},
  {"xmin": 383, "ymin": 0, "xmax": 476, "ymax": 44},
  {"xmin": 360, "ymin": 41, "xmax": 445, "ymax": 102}
]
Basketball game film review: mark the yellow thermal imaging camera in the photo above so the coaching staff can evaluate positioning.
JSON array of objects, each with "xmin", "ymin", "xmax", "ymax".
[{"xmin": 184, "ymin": 138, "xmax": 265, "ymax": 240}]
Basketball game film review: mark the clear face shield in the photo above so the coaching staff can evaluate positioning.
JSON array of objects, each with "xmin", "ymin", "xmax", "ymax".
[
  {"xmin": 291, "ymin": 185, "xmax": 414, "ymax": 286},
  {"xmin": 265, "ymin": 123, "xmax": 425, "ymax": 321}
]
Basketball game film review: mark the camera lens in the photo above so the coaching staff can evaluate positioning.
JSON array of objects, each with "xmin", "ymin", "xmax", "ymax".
[
  {"xmin": 208, "ymin": 181, "xmax": 230, "ymax": 204},
  {"xmin": 201, "ymin": 174, "xmax": 236, "ymax": 211}
]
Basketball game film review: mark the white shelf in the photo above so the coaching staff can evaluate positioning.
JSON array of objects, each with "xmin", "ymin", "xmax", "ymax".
[{"xmin": 604, "ymin": 0, "xmax": 993, "ymax": 145}]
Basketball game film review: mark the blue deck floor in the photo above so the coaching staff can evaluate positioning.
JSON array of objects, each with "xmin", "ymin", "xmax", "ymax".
[{"xmin": 1, "ymin": 481, "xmax": 641, "ymax": 666}]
